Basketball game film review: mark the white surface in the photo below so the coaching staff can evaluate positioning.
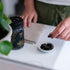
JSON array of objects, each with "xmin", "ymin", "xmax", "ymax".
[
  {"xmin": 0, "ymin": 58, "xmax": 49, "ymax": 70},
  {"xmin": 0, "ymin": 25, "xmax": 69, "ymax": 70},
  {"xmin": 38, "ymin": 0, "xmax": 70, "ymax": 6},
  {"xmin": 54, "ymin": 41, "xmax": 70, "ymax": 70}
]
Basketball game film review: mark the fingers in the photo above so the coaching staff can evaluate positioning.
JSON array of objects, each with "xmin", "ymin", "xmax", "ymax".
[
  {"xmin": 21, "ymin": 15, "xmax": 32, "ymax": 28},
  {"xmin": 33, "ymin": 15, "xmax": 38, "ymax": 23},
  {"xmin": 23, "ymin": 16, "xmax": 28, "ymax": 28},
  {"xmin": 50, "ymin": 23, "xmax": 61, "ymax": 34},
  {"xmin": 64, "ymin": 32, "xmax": 70, "ymax": 40},
  {"xmin": 67, "ymin": 37, "xmax": 70, "ymax": 41},
  {"xmin": 56, "ymin": 28, "xmax": 70, "ymax": 39},
  {"xmin": 21, "ymin": 15, "xmax": 37, "ymax": 28},
  {"xmin": 50, "ymin": 22, "xmax": 65, "ymax": 38},
  {"xmin": 50, "ymin": 22, "xmax": 70, "ymax": 41},
  {"xmin": 27, "ymin": 15, "xmax": 33, "ymax": 27}
]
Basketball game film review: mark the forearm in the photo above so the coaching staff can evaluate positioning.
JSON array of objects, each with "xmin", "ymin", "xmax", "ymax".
[{"xmin": 24, "ymin": 0, "xmax": 35, "ymax": 9}]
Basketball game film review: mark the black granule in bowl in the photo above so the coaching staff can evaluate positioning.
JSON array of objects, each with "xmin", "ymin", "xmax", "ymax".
[{"xmin": 40, "ymin": 43, "xmax": 54, "ymax": 50}]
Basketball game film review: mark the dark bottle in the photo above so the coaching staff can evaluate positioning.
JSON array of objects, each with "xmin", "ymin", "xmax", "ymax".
[{"xmin": 10, "ymin": 16, "xmax": 24, "ymax": 50}]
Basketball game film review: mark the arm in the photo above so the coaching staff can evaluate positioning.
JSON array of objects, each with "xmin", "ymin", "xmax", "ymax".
[
  {"xmin": 24, "ymin": 0, "xmax": 34, "ymax": 9},
  {"xmin": 21, "ymin": 0, "xmax": 38, "ymax": 28}
]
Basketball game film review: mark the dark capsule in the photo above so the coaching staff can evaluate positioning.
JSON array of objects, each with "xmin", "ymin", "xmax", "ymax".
[{"xmin": 48, "ymin": 34, "xmax": 52, "ymax": 38}]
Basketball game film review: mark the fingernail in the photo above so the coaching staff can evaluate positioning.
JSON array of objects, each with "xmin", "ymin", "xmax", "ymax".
[
  {"xmin": 51, "ymin": 36, "xmax": 54, "ymax": 39},
  {"xmin": 48, "ymin": 34, "xmax": 52, "ymax": 38},
  {"xmin": 28, "ymin": 24, "xmax": 31, "ymax": 27}
]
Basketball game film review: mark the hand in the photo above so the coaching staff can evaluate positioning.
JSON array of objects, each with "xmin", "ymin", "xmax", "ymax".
[
  {"xmin": 49, "ymin": 16, "xmax": 70, "ymax": 41},
  {"xmin": 21, "ymin": 7, "xmax": 38, "ymax": 28}
]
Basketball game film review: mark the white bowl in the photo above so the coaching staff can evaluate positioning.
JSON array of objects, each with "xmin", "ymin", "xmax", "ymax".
[{"xmin": 37, "ymin": 44, "xmax": 54, "ymax": 53}]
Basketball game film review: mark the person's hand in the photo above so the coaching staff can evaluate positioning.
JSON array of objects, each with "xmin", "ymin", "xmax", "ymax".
[
  {"xmin": 49, "ymin": 16, "xmax": 70, "ymax": 41},
  {"xmin": 21, "ymin": 7, "xmax": 38, "ymax": 28}
]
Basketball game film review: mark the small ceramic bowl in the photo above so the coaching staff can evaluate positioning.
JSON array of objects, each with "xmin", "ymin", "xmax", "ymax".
[{"xmin": 37, "ymin": 43, "xmax": 54, "ymax": 53}]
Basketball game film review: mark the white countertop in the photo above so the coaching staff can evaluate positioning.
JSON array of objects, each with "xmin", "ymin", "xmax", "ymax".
[
  {"xmin": 0, "ymin": 24, "xmax": 70, "ymax": 70},
  {"xmin": 54, "ymin": 41, "xmax": 70, "ymax": 70}
]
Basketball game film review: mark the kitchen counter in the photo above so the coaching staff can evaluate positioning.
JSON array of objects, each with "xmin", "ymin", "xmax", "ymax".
[{"xmin": 0, "ymin": 24, "xmax": 70, "ymax": 70}]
